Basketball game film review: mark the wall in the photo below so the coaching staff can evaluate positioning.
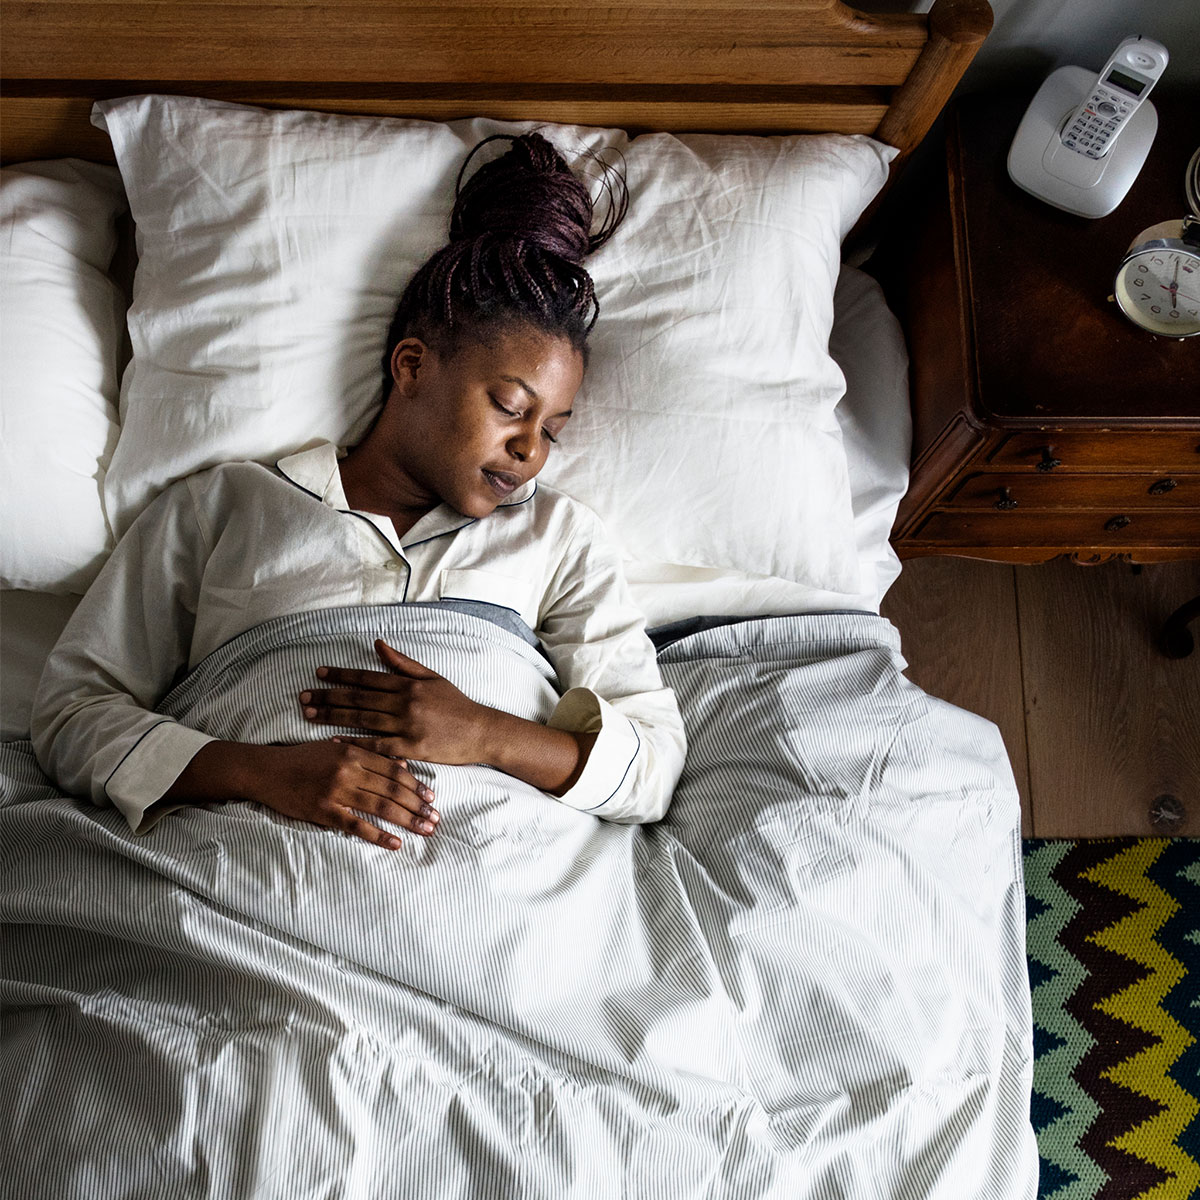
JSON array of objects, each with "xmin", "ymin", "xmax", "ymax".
[{"xmin": 896, "ymin": 0, "xmax": 1200, "ymax": 93}]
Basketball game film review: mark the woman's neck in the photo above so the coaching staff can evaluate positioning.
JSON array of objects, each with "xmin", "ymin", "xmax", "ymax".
[{"xmin": 338, "ymin": 416, "xmax": 439, "ymax": 537}]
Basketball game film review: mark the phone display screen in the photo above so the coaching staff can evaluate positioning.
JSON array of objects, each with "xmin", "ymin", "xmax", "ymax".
[{"xmin": 1105, "ymin": 67, "xmax": 1147, "ymax": 95}]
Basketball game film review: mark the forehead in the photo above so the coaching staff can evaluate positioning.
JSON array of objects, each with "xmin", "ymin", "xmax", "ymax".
[{"xmin": 458, "ymin": 326, "xmax": 583, "ymax": 397}]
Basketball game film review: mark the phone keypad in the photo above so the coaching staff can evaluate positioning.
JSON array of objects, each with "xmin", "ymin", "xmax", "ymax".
[{"xmin": 1062, "ymin": 87, "xmax": 1133, "ymax": 158}]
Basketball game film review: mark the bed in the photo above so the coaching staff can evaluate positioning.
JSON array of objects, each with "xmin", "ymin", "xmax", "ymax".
[{"xmin": 0, "ymin": 2, "xmax": 1039, "ymax": 1197}]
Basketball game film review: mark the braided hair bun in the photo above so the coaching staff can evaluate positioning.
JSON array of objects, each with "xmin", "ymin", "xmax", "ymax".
[{"xmin": 382, "ymin": 131, "xmax": 626, "ymax": 395}]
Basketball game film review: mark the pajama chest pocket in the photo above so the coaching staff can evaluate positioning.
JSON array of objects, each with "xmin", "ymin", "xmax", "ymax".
[{"xmin": 438, "ymin": 568, "xmax": 535, "ymax": 626}]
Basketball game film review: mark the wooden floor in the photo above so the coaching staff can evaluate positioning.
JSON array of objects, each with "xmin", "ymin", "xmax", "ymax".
[{"xmin": 879, "ymin": 556, "xmax": 1200, "ymax": 839}]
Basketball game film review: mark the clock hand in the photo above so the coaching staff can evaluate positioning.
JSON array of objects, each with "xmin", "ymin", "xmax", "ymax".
[
  {"xmin": 1170, "ymin": 258, "xmax": 1180, "ymax": 306},
  {"xmin": 1159, "ymin": 284, "xmax": 1199, "ymax": 305}
]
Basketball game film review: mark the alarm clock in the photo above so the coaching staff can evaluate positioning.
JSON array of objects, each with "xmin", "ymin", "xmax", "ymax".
[{"xmin": 1112, "ymin": 215, "xmax": 1200, "ymax": 337}]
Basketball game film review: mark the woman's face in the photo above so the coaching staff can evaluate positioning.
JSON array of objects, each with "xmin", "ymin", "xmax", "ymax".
[{"xmin": 388, "ymin": 325, "xmax": 584, "ymax": 520}]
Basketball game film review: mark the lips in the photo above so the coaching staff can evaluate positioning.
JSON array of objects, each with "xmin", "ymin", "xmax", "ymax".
[{"xmin": 481, "ymin": 468, "xmax": 521, "ymax": 498}]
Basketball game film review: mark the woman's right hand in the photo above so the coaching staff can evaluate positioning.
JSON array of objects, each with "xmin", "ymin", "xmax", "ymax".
[{"xmin": 163, "ymin": 739, "xmax": 439, "ymax": 851}]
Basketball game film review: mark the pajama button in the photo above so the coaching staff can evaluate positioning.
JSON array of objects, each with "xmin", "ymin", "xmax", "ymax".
[{"xmin": 385, "ymin": 560, "xmax": 404, "ymax": 571}]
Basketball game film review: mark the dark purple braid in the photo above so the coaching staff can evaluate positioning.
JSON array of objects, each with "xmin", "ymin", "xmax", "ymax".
[{"xmin": 381, "ymin": 131, "xmax": 626, "ymax": 395}]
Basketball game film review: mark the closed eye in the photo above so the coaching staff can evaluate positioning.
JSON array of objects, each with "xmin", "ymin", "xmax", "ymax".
[{"xmin": 493, "ymin": 395, "xmax": 559, "ymax": 444}]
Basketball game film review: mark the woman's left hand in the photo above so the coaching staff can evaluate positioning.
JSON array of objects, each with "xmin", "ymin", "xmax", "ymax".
[{"xmin": 299, "ymin": 639, "xmax": 499, "ymax": 766}]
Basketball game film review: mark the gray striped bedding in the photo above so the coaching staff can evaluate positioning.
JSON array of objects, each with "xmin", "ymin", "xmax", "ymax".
[{"xmin": 0, "ymin": 604, "xmax": 1038, "ymax": 1199}]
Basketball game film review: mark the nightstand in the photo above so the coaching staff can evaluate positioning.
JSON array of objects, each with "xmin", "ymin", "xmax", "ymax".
[{"xmin": 885, "ymin": 91, "xmax": 1200, "ymax": 564}]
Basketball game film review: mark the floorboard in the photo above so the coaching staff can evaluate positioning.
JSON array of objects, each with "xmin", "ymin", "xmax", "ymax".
[
  {"xmin": 1015, "ymin": 559, "xmax": 1200, "ymax": 838},
  {"xmin": 882, "ymin": 556, "xmax": 1200, "ymax": 839}
]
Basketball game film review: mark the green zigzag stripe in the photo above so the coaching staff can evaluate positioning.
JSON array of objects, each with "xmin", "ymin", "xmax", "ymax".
[
  {"xmin": 1150, "ymin": 843, "xmax": 1200, "ymax": 1167},
  {"xmin": 1025, "ymin": 839, "xmax": 1104, "ymax": 1198}
]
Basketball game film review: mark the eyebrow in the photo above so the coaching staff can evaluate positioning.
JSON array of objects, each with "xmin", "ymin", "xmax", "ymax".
[{"xmin": 500, "ymin": 374, "xmax": 572, "ymax": 420}]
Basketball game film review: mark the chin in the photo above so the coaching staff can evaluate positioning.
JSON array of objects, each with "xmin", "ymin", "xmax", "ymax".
[{"xmin": 451, "ymin": 492, "xmax": 500, "ymax": 520}]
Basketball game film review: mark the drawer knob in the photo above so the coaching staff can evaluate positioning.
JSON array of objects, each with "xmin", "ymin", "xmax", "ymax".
[
  {"xmin": 995, "ymin": 487, "xmax": 1019, "ymax": 510},
  {"xmin": 1035, "ymin": 447, "xmax": 1062, "ymax": 472},
  {"xmin": 1148, "ymin": 478, "xmax": 1178, "ymax": 496},
  {"xmin": 1104, "ymin": 514, "xmax": 1132, "ymax": 532}
]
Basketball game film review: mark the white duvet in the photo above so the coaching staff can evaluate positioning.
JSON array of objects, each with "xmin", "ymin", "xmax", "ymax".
[{"xmin": 0, "ymin": 604, "xmax": 1038, "ymax": 1198}]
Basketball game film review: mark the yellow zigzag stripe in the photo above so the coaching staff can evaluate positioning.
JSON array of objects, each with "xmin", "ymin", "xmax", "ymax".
[{"xmin": 1087, "ymin": 840, "xmax": 1200, "ymax": 1200}]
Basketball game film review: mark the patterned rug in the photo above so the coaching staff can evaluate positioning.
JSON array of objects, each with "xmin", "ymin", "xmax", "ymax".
[{"xmin": 1024, "ymin": 838, "xmax": 1200, "ymax": 1200}]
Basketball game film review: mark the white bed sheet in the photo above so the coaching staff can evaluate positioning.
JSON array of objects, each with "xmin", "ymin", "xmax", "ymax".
[{"xmin": 0, "ymin": 265, "xmax": 911, "ymax": 740}]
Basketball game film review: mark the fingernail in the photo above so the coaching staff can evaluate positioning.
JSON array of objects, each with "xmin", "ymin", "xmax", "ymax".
[
  {"xmin": 303, "ymin": 707, "xmax": 316, "ymax": 719},
  {"xmin": 299, "ymin": 691, "xmax": 311, "ymax": 703},
  {"xmin": 420, "ymin": 821, "xmax": 435, "ymax": 835},
  {"xmin": 419, "ymin": 785, "xmax": 435, "ymax": 802},
  {"xmin": 316, "ymin": 667, "xmax": 329, "ymax": 678},
  {"xmin": 385, "ymin": 836, "xmax": 401, "ymax": 850},
  {"xmin": 420, "ymin": 803, "xmax": 439, "ymax": 822}
]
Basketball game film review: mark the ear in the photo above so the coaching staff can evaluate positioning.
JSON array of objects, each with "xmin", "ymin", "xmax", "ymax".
[{"xmin": 390, "ymin": 337, "xmax": 430, "ymax": 392}]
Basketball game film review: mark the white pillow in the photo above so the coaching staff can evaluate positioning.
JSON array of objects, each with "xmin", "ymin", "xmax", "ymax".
[
  {"xmin": 627, "ymin": 267, "xmax": 913, "ymax": 628},
  {"xmin": 94, "ymin": 95, "xmax": 895, "ymax": 590},
  {"xmin": 0, "ymin": 160, "xmax": 126, "ymax": 593}
]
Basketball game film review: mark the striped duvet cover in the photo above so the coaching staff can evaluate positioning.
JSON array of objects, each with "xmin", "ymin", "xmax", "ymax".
[{"xmin": 0, "ymin": 604, "xmax": 1038, "ymax": 1199}]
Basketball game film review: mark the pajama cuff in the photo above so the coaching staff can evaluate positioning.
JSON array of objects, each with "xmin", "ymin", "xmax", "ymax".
[
  {"xmin": 547, "ymin": 687, "xmax": 641, "ymax": 814},
  {"xmin": 105, "ymin": 721, "xmax": 216, "ymax": 834}
]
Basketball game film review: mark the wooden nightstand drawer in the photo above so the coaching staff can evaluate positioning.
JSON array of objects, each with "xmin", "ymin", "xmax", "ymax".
[
  {"xmin": 945, "ymin": 472, "xmax": 1200, "ymax": 512},
  {"xmin": 912, "ymin": 509, "xmax": 1199, "ymax": 548},
  {"xmin": 986, "ymin": 430, "xmax": 1200, "ymax": 473}
]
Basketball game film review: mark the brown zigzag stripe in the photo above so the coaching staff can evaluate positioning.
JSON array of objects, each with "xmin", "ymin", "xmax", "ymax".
[{"xmin": 1055, "ymin": 841, "xmax": 1170, "ymax": 1200}]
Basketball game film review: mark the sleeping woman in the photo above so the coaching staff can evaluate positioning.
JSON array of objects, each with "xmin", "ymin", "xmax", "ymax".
[{"xmin": 31, "ymin": 132, "xmax": 686, "ymax": 852}]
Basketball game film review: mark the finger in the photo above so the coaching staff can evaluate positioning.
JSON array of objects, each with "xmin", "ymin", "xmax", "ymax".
[
  {"xmin": 332, "ymin": 736, "xmax": 407, "ymax": 768},
  {"xmin": 375, "ymin": 639, "xmax": 441, "ymax": 679},
  {"xmin": 344, "ymin": 762, "xmax": 439, "ymax": 832},
  {"xmin": 303, "ymin": 705, "xmax": 397, "ymax": 733},
  {"xmin": 301, "ymin": 686, "xmax": 403, "ymax": 715},
  {"xmin": 313, "ymin": 666, "xmax": 407, "ymax": 691},
  {"xmin": 331, "ymin": 810, "xmax": 404, "ymax": 852},
  {"xmin": 357, "ymin": 750, "xmax": 438, "ymax": 812},
  {"xmin": 355, "ymin": 788, "xmax": 439, "ymax": 836},
  {"xmin": 348, "ymin": 747, "xmax": 438, "ymax": 808}
]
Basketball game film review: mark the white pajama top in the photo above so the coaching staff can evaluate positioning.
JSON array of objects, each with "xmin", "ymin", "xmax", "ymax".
[{"xmin": 31, "ymin": 443, "xmax": 686, "ymax": 832}]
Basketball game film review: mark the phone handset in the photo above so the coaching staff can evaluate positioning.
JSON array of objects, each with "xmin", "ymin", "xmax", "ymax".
[{"xmin": 1059, "ymin": 35, "xmax": 1169, "ymax": 160}]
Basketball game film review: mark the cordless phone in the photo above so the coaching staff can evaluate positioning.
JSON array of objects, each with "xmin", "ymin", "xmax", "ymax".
[
  {"xmin": 1059, "ymin": 35, "xmax": 1169, "ymax": 159},
  {"xmin": 1007, "ymin": 35, "xmax": 1170, "ymax": 217}
]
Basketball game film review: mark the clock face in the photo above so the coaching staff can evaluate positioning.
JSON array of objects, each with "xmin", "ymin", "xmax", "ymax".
[{"xmin": 1114, "ymin": 245, "xmax": 1200, "ymax": 336}]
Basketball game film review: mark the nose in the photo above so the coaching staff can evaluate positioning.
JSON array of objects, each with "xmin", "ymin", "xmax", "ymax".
[{"xmin": 507, "ymin": 421, "xmax": 540, "ymax": 463}]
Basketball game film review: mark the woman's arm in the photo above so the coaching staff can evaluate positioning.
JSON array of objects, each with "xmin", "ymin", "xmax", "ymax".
[
  {"xmin": 32, "ymin": 477, "xmax": 437, "ymax": 850},
  {"xmin": 30, "ymin": 478, "xmax": 216, "ymax": 829},
  {"xmin": 161, "ymin": 739, "xmax": 440, "ymax": 850},
  {"xmin": 299, "ymin": 639, "xmax": 599, "ymax": 796},
  {"xmin": 532, "ymin": 510, "xmax": 687, "ymax": 823}
]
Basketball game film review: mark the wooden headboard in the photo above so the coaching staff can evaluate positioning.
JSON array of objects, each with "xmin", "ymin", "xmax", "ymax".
[{"xmin": 2, "ymin": 0, "xmax": 991, "ymax": 169}]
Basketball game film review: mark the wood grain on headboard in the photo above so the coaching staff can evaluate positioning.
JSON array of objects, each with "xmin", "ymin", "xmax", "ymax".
[{"xmin": 1, "ymin": 0, "xmax": 991, "ymax": 165}]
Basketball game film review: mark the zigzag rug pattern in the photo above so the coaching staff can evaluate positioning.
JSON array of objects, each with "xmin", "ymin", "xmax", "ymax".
[{"xmin": 1024, "ymin": 838, "xmax": 1200, "ymax": 1200}]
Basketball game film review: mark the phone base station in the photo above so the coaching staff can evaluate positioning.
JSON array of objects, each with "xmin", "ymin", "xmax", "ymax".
[{"xmin": 1007, "ymin": 66, "xmax": 1158, "ymax": 218}]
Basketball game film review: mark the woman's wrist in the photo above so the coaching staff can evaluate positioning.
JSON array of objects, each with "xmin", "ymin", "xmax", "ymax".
[
  {"xmin": 163, "ymin": 740, "xmax": 267, "ymax": 804},
  {"xmin": 480, "ymin": 708, "xmax": 596, "ymax": 797}
]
